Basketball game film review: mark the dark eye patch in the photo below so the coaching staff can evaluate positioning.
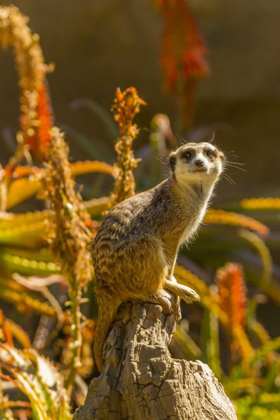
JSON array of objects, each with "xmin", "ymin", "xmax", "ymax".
[
  {"xmin": 205, "ymin": 149, "xmax": 216, "ymax": 158},
  {"xmin": 182, "ymin": 150, "xmax": 192, "ymax": 159}
]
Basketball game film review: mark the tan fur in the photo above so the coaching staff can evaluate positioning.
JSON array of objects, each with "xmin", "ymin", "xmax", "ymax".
[{"xmin": 92, "ymin": 142, "xmax": 225, "ymax": 372}]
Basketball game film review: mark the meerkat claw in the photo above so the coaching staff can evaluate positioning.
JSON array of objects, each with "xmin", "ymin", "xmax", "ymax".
[
  {"xmin": 180, "ymin": 290, "xmax": 200, "ymax": 304},
  {"xmin": 171, "ymin": 276, "xmax": 200, "ymax": 302},
  {"xmin": 164, "ymin": 279, "xmax": 200, "ymax": 304},
  {"xmin": 181, "ymin": 285, "xmax": 200, "ymax": 302}
]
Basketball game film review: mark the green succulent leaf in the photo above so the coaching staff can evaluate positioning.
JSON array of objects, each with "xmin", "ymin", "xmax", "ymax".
[{"xmin": 0, "ymin": 344, "xmax": 71, "ymax": 420}]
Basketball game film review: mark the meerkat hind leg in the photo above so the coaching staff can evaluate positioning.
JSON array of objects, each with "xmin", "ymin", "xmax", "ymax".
[
  {"xmin": 153, "ymin": 290, "xmax": 172, "ymax": 313},
  {"xmin": 165, "ymin": 278, "xmax": 200, "ymax": 303},
  {"xmin": 152, "ymin": 290, "xmax": 181, "ymax": 321}
]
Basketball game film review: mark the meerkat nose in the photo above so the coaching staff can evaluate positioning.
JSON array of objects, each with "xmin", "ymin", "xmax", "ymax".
[{"xmin": 195, "ymin": 159, "xmax": 204, "ymax": 167}]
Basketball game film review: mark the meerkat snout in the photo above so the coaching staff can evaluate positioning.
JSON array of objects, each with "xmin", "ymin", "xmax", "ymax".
[
  {"xmin": 194, "ymin": 159, "xmax": 204, "ymax": 168},
  {"xmin": 169, "ymin": 142, "xmax": 224, "ymax": 183}
]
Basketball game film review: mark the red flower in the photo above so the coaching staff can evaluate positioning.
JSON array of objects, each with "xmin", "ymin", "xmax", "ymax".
[
  {"xmin": 217, "ymin": 263, "xmax": 247, "ymax": 330},
  {"xmin": 157, "ymin": 0, "xmax": 209, "ymax": 127},
  {"xmin": 23, "ymin": 80, "xmax": 54, "ymax": 163}
]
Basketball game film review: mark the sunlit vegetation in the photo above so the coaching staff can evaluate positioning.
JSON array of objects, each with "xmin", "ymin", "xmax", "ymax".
[{"xmin": 0, "ymin": 4, "xmax": 279, "ymax": 419}]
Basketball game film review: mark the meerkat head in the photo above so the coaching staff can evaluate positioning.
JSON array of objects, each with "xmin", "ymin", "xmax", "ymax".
[{"xmin": 169, "ymin": 142, "xmax": 225, "ymax": 185}]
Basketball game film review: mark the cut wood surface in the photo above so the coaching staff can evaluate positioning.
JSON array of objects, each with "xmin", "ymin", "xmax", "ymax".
[{"xmin": 74, "ymin": 291, "xmax": 237, "ymax": 420}]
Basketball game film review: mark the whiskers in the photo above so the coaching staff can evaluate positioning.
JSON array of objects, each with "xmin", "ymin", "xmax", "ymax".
[
  {"xmin": 222, "ymin": 152, "xmax": 246, "ymax": 185},
  {"xmin": 225, "ymin": 161, "xmax": 246, "ymax": 173},
  {"xmin": 222, "ymin": 172, "xmax": 236, "ymax": 185},
  {"xmin": 177, "ymin": 135, "xmax": 187, "ymax": 146},
  {"xmin": 209, "ymin": 132, "xmax": 215, "ymax": 144}
]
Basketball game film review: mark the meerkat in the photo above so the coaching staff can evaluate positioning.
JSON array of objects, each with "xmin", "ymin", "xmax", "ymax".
[{"xmin": 92, "ymin": 141, "xmax": 225, "ymax": 372}]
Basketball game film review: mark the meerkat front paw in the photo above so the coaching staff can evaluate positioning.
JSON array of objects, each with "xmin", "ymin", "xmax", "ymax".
[
  {"xmin": 165, "ymin": 279, "xmax": 200, "ymax": 304},
  {"xmin": 178, "ymin": 283, "xmax": 200, "ymax": 303}
]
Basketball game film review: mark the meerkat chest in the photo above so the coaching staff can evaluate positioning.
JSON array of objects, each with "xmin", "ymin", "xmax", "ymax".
[{"xmin": 179, "ymin": 200, "xmax": 208, "ymax": 246}]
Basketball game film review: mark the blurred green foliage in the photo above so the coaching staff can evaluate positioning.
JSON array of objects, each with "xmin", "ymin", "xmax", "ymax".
[{"xmin": 0, "ymin": 4, "xmax": 280, "ymax": 420}]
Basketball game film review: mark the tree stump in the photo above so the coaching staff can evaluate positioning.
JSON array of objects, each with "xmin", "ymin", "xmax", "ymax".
[{"xmin": 74, "ymin": 290, "xmax": 237, "ymax": 420}]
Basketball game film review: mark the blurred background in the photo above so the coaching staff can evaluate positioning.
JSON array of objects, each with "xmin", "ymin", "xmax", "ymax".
[
  {"xmin": 0, "ymin": 0, "xmax": 279, "ymax": 198},
  {"xmin": 0, "ymin": 2, "xmax": 280, "ymax": 418}
]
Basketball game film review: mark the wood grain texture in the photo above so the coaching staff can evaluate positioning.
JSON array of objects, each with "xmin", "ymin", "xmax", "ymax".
[{"xmin": 74, "ymin": 291, "xmax": 237, "ymax": 420}]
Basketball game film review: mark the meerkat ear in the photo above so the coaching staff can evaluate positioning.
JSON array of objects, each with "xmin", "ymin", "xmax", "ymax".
[{"xmin": 169, "ymin": 154, "xmax": 177, "ymax": 173}]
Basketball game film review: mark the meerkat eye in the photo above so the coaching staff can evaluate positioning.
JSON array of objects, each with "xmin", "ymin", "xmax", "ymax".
[
  {"xmin": 182, "ymin": 151, "xmax": 192, "ymax": 159},
  {"xmin": 206, "ymin": 150, "xmax": 214, "ymax": 158}
]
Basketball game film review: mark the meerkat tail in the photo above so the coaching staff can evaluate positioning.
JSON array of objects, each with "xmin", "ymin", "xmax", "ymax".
[{"xmin": 94, "ymin": 298, "xmax": 121, "ymax": 373}]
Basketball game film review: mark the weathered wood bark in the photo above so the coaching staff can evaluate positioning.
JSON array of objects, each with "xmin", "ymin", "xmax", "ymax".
[{"xmin": 74, "ymin": 291, "xmax": 237, "ymax": 420}]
